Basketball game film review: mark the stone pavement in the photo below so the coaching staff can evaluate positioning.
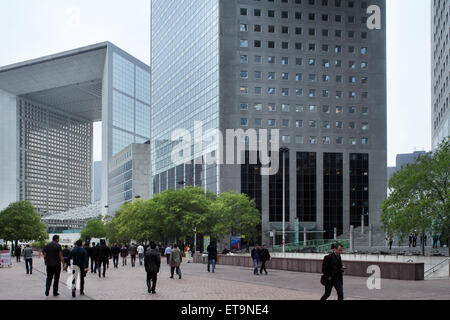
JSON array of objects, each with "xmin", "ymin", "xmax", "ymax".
[{"xmin": 1, "ymin": 257, "xmax": 449, "ymax": 300}]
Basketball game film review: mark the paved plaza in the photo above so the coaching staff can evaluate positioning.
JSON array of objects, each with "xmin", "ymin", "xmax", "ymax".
[{"xmin": 0, "ymin": 256, "xmax": 449, "ymax": 300}]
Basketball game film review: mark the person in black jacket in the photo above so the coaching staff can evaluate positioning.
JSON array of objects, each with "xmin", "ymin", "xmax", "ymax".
[
  {"xmin": 251, "ymin": 244, "xmax": 261, "ymax": 275},
  {"xmin": 111, "ymin": 244, "xmax": 120, "ymax": 268},
  {"xmin": 62, "ymin": 246, "xmax": 71, "ymax": 271},
  {"xmin": 120, "ymin": 244, "xmax": 128, "ymax": 266},
  {"xmin": 320, "ymin": 243, "xmax": 346, "ymax": 301},
  {"xmin": 144, "ymin": 242, "xmax": 161, "ymax": 294},
  {"xmin": 207, "ymin": 242, "xmax": 217, "ymax": 273},
  {"xmin": 259, "ymin": 244, "xmax": 271, "ymax": 275},
  {"xmin": 14, "ymin": 245, "xmax": 22, "ymax": 263},
  {"xmin": 89, "ymin": 242, "xmax": 98, "ymax": 273},
  {"xmin": 66, "ymin": 240, "xmax": 89, "ymax": 298},
  {"xmin": 96, "ymin": 240, "xmax": 111, "ymax": 278}
]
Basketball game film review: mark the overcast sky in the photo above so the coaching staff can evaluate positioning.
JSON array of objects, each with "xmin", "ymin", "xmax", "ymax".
[{"xmin": 0, "ymin": 0, "xmax": 431, "ymax": 166}]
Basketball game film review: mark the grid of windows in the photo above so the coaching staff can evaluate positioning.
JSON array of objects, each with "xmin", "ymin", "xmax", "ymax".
[
  {"xmin": 241, "ymin": 151, "xmax": 262, "ymax": 213},
  {"xmin": 136, "ymin": 66, "xmax": 151, "ymax": 104},
  {"xmin": 113, "ymin": 53, "xmax": 135, "ymax": 96},
  {"xmin": 18, "ymin": 99, "xmax": 92, "ymax": 215},
  {"xmin": 269, "ymin": 152, "xmax": 289, "ymax": 222}
]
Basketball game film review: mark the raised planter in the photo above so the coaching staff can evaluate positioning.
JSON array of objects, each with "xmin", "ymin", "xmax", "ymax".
[{"xmin": 194, "ymin": 253, "xmax": 424, "ymax": 280}]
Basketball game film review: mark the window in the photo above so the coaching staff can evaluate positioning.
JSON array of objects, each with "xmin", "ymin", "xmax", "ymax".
[
  {"xmin": 335, "ymin": 121, "xmax": 343, "ymax": 129},
  {"xmin": 323, "ymin": 59, "xmax": 330, "ymax": 68},
  {"xmin": 361, "ymin": 61, "xmax": 368, "ymax": 69},
  {"xmin": 309, "ymin": 13, "xmax": 315, "ymax": 20},
  {"xmin": 254, "ymin": 40, "xmax": 262, "ymax": 48},
  {"xmin": 282, "ymin": 57, "xmax": 289, "ymax": 65},
  {"xmin": 254, "ymin": 9, "xmax": 261, "ymax": 16},
  {"xmin": 240, "ymin": 8, "xmax": 248, "ymax": 15},
  {"xmin": 296, "ymin": 105, "xmax": 304, "ymax": 112},
  {"xmin": 255, "ymin": 56, "xmax": 262, "ymax": 63},
  {"xmin": 349, "ymin": 106, "xmax": 356, "ymax": 114},
  {"xmin": 361, "ymin": 77, "xmax": 368, "ymax": 84},
  {"xmin": 309, "ymin": 89, "xmax": 316, "ymax": 97},
  {"xmin": 322, "ymin": 90, "xmax": 329, "ymax": 97},
  {"xmin": 335, "ymin": 60, "xmax": 342, "ymax": 67},
  {"xmin": 296, "ymin": 58, "xmax": 303, "ymax": 65},
  {"xmin": 268, "ymin": 119, "xmax": 276, "ymax": 127},
  {"xmin": 336, "ymin": 75, "xmax": 342, "ymax": 83},
  {"xmin": 361, "ymin": 47, "xmax": 368, "ymax": 55},
  {"xmin": 323, "ymin": 121, "xmax": 330, "ymax": 129},
  {"xmin": 349, "ymin": 137, "xmax": 357, "ymax": 145},
  {"xmin": 282, "ymin": 104, "xmax": 290, "ymax": 112},
  {"xmin": 282, "ymin": 88, "xmax": 289, "ymax": 96},
  {"xmin": 336, "ymin": 137, "xmax": 343, "ymax": 144},
  {"xmin": 282, "ymin": 42, "xmax": 289, "ymax": 49},
  {"xmin": 361, "ymin": 138, "xmax": 369, "ymax": 145},
  {"xmin": 296, "ymin": 120, "xmax": 303, "ymax": 128},
  {"xmin": 254, "ymin": 25, "xmax": 262, "ymax": 32},
  {"xmin": 336, "ymin": 106, "xmax": 343, "ymax": 114},
  {"xmin": 335, "ymin": 45, "xmax": 342, "ymax": 53},
  {"xmin": 348, "ymin": 122, "xmax": 356, "ymax": 129},
  {"xmin": 349, "ymin": 61, "xmax": 356, "ymax": 69},
  {"xmin": 310, "ymin": 136, "xmax": 317, "ymax": 144},
  {"xmin": 268, "ymin": 25, "xmax": 275, "ymax": 33},
  {"xmin": 296, "ymin": 136, "xmax": 304, "ymax": 144},
  {"xmin": 268, "ymin": 41, "xmax": 275, "ymax": 48},
  {"xmin": 281, "ymin": 11, "xmax": 289, "ymax": 19},
  {"xmin": 296, "ymin": 27, "xmax": 302, "ymax": 35},
  {"xmin": 254, "ymin": 103, "xmax": 263, "ymax": 111},
  {"xmin": 309, "ymin": 59, "xmax": 316, "ymax": 66},
  {"xmin": 255, "ymin": 87, "xmax": 262, "ymax": 95},
  {"xmin": 282, "ymin": 119, "xmax": 290, "ymax": 127},
  {"xmin": 295, "ymin": 43, "xmax": 302, "ymax": 50},
  {"xmin": 268, "ymin": 56, "xmax": 275, "ymax": 63},
  {"xmin": 323, "ymin": 75, "xmax": 330, "ymax": 82},
  {"xmin": 322, "ymin": 105, "xmax": 330, "ymax": 113},
  {"xmin": 240, "ymin": 40, "xmax": 249, "ymax": 47},
  {"xmin": 362, "ymin": 107, "xmax": 369, "ymax": 115},
  {"xmin": 268, "ymin": 10, "xmax": 275, "ymax": 17},
  {"xmin": 255, "ymin": 119, "xmax": 262, "ymax": 127},
  {"xmin": 309, "ymin": 43, "xmax": 316, "ymax": 51},
  {"xmin": 240, "ymin": 70, "xmax": 248, "ymax": 79},
  {"xmin": 309, "ymin": 74, "xmax": 317, "ymax": 82},
  {"xmin": 282, "ymin": 135, "xmax": 291, "ymax": 143},
  {"xmin": 268, "ymin": 87, "xmax": 276, "ymax": 95},
  {"xmin": 282, "ymin": 26, "xmax": 289, "ymax": 34},
  {"xmin": 336, "ymin": 91, "xmax": 343, "ymax": 99},
  {"xmin": 309, "ymin": 120, "xmax": 317, "ymax": 128},
  {"xmin": 309, "ymin": 105, "xmax": 317, "ymax": 112},
  {"xmin": 322, "ymin": 44, "xmax": 329, "ymax": 52},
  {"xmin": 322, "ymin": 136, "xmax": 331, "ymax": 144},
  {"xmin": 361, "ymin": 122, "xmax": 369, "ymax": 130},
  {"xmin": 240, "ymin": 24, "xmax": 248, "ymax": 32},
  {"xmin": 349, "ymin": 76, "xmax": 356, "ymax": 83},
  {"xmin": 268, "ymin": 103, "xmax": 276, "ymax": 111},
  {"xmin": 240, "ymin": 86, "xmax": 248, "ymax": 94},
  {"xmin": 240, "ymin": 55, "xmax": 248, "ymax": 63},
  {"xmin": 268, "ymin": 72, "xmax": 276, "ymax": 80},
  {"xmin": 240, "ymin": 103, "xmax": 249, "ymax": 110},
  {"xmin": 348, "ymin": 45, "xmax": 355, "ymax": 53},
  {"xmin": 296, "ymin": 89, "xmax": 303, "ymax": 96},
  {"xmin": 254, "ymin": 71, "xmax": 262, "ymax": 79},
  {"xmin": 295, "ymin": 11, "xmax": 302, "ymax": 19},
  {"xmin": 241, "ymin": 118, "xmax": 248, "ymax": 126},
  {"xmin": 309, "ymin": 28, "xmax": 316, "ymax": 36}
]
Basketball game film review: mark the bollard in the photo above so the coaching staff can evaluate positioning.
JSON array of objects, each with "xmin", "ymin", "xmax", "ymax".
[{"xmin": 350, "ymin": 225, "xmax": 354, "ymax": 252}]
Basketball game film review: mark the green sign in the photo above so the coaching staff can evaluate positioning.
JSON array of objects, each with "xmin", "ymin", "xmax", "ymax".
[{"xmin": 203, "ymin": 236, "xmax": 210, "ymax": 253}]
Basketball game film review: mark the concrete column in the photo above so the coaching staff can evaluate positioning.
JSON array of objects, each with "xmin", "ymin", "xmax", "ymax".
[
  {"xmin": 369, "ymin": 224, "xmax": 373, "ymax": 247},
  {"xmin": 334, "ymin": 228, "xmax": 337, "ymax": 241},
  {"xmin": 303, "ymin": 227, "xmax": 307, "ymax": 246},
  {"xmin": 350, "ymin": 225, "xmax": 354, "ymax": 251},
  {"xmin": 272, "ymin": 230, "xmax": 276, "ymax": 249},
  {"xmin": 361, "ymin": 214, "xmax": 365, "ymax": 234}
]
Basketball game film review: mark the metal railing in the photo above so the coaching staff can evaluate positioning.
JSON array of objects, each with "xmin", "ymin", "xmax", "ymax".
[
  {"xmin": 424, "ymin": 258, "xmax": 449, "ymax": 278},
  {"xmin": 272, "ymin": 239, "xmax": 350, "ymax": 253}
]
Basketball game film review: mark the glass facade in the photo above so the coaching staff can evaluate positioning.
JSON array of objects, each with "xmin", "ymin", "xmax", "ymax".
[
  {"xmin": 296, "ymin": 152, "xmax": 317, "ymax": 222},
  {"xmin": 350, "ymin": 153, "xmax": 369, "ymax": 227},
  {"xmin": 151, "ymin": 0, "xmax": 220, "ymax": 194},
  {"xmin": 323, "ymin": 153, "xmax": 343, "ymax": 239},
  {"xmin": 269, "ymin": 152, "xmax": 289, "ymax": 222},
  {"xmin": 111, "ymin": 52, "xmax": 150, "ymax": 157},
  {"xmin": 241, "ymin": 151, "xmax": 262, "ymax": 212}
]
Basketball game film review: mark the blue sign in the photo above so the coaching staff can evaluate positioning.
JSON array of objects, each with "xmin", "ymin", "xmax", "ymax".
[{"xmin": 230, "ymin": 236, "xmax": 242, "ymax": 250}]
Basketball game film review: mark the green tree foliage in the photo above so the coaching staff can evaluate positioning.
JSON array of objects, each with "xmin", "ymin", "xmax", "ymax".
[
  {"xmin": 0, "ymin": 201, "xmax": 47, "ymax": 245},
  {"xmin": 209, "ymin": 191, "xmax": 261, "ymax": 241},
  {"xmin": 106, "ymin": 187, "xmax": 260, "ymax": 245},
  {"xmin": 381, "ymin": 138, "xmax": 450, "ymax": 255},
  {"xmin": 80, "ymin": 218, "xmax": 106, "ymax": 240}
]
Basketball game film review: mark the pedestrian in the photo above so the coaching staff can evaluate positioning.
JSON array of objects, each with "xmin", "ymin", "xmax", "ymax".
[
  {"xmin": 412, "ymin": 232, "xmax": 417, "ymax": 247},
  {"xmin": 408, "ymin": 234, "xmax": 412, "ymax": 247},
  {"xmin": 259, "ymin": 244, "xmax": 271, "ymax": 275},
  {"xmin": 96, "ymin": 239, "xmax": 111, "ymax": 278},
  {"xmin": 251, "ymin": 244, "xmax": 261, "ymax": 275},
  {"xmin": 120, "ymin": 244, "xmax": 128, "ymax": 266},
  {"xmin": 62, "ymin": 245, "xmax": 71, "ymax": 271},
  {"xmin": 90, "ymin": 242, "xmax": 98, "ymax": 273},
  {"xmin": 111, "ymin": 244, "xmax": 120, "ymax": 268},
  {"xmin": 320, "ymin": 243, "xmax": 346, "ymax": 301},
  {"xmin": 439, "ymin": 234, "xmax": 443, "ymax": 247},
  {"xmin": 424, "ymin": 235, "xmax": 428, "ymax": 247},
  {"xmin": 207, "ymin": 241, "xmax": 217, "ymax": 273},
  {"xmin": 66, "ymin": 240, "xmax": 89, "ymax": 298},
  {"xmin": 389, "ymin": 238, "xmax": 393, "ymax": 250},
  {"xmin": 164, "ymin": 244, "xmax": 172, "ymax": 265},
  {"xmin": 129, "ymin": 243, "xmax": 137, "ymax": 267},
  {"xmin": 138, "ymin": 243, "xmax": 145, "ymax": 266},
  {"xmin": 43, "ymin": 235, "xmax": 64, "ymax": 297},
  {"xmin": 23, "ymin": 244, "xmax": 34, "ymax": 275},
  {"xmin": 144, "ymin": 241, "xmax": 161, "ymax": 294},
  {"xmin": 169, "ymin": 244, "xmax": 182, "ymax": 279},
  {"xmin": 15, "ymin": 245, "xmax": 22, "ymax": 263}
]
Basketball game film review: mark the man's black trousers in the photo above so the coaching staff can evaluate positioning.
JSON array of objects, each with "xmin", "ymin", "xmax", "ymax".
[
  {"xmin": 46, "ymin": 265, "xmax": 62, "ymax": 294},
  {"xmin": 320, "ymin": 279, "xmax": 344, "ymax": 301},
  {"xmin": 146, "ymin": 271, "xmax": 158, "ymax": 292}
]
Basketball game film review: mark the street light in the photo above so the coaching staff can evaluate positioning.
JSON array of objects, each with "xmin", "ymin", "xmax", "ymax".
[{"xmin": 280, "ymin": 147, "xmax": 289, "ymax": 256}]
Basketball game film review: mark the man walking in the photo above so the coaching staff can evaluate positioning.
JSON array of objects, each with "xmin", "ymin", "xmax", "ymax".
[
  {"xmin": 144, "ymin": 242, "xmax": 161, "ymax": 294},
  {"xmin": 90, "ymin": 242, "xmax": 98, "ymax": 273},
  {"xmin": 259, "ymin": 244, "xmax": 271, "ymax": 275},
  {"xmin": 120, "ymin": 244, "xmax": 128, "ymax": 266},
  {"xmin": 14, "ymin": 245, "xmax": 22, "ymax": 263},
  {"xmin": 66, "ymin": 240, "xmax": 89, "ymax": 298},
  {"xmin": 320, "ymin": 243, "xmax": 346, "ymax": 301},
  {"xmin": 138, "ymin": 243, "xmax": 145, "ymax": 266},
  {"xmin": 43, "ymin": 235, "xmax": 64, "ymax": 297},
  {"xmin": 96, "ymin": 239, "xmax": 111, "ymax": 278},
  {"xmin": 62, "ymin": 245, "xmax": 71, "ymax": 272},
  {"xmin": 23, "ymin": 244, "xmax": 34, "ymax": 275},
  {"xmin": 129, "ymin": 243, "xmax": 137, "ymax": 267},
  {"xmin": 251, "ymin": 244, "xmax": 261, "ymax": 275},
  {"xmin": 164, "ymin": 244, "xmax": 172, "ymax": 265},
  {"xmin": 169, "ymin": 244, "xmax": 182, "ymax": 279},
  {"xmin": 207, "ymin": 242, "xmax": 217, "ymax": 273},
  {"xmin": 111, "ymin": 244, "xmax": 120, "ymax": 268}
]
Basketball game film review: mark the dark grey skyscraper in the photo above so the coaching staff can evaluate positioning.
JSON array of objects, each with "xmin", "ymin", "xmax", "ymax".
[{"xmin": 151, "ymin": 0, "xmax": 387, "ymax": 244}]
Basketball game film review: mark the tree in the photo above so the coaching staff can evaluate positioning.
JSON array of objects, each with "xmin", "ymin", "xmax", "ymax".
[
  {"xmin": 209, "ymin": 191, "xmax": 261, "ymax": 243},
  {"xmin": 80, "ymin": 218, "xmax": 106, "ymax": 241},
  {"xmin": 381, "ymin": 138, "xmax": 450, "ymax": 255},
  {"xmin": 0, "ymin": 201, "xmax": 47, "ymax": 247}
]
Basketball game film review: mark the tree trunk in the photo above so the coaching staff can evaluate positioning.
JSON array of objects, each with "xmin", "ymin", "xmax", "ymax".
[{"xmin": 421, "ymin": 231, "xmax": 425, "ymax": 256}]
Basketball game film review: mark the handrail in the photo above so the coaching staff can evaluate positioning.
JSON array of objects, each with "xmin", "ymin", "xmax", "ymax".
[{"xmin": 424, "ymin": 258, "xmax": 450, "ymax": 277}]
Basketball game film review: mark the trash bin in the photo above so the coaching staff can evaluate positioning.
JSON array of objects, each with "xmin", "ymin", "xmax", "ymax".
[{"xmin": 202, "ymin": 254, "xmax": 208, "ymax": 264}]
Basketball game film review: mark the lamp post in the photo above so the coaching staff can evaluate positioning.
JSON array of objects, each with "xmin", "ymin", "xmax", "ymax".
[{"xmin": 280, "ymin": 147, "xmax": 289, "ymax": 256}]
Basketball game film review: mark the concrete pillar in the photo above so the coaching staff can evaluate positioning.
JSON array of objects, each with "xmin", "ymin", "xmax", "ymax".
[
  {"xmin": 350, "ymin": 225, "xmax": 354, "ymax": 252},
  {"xmin": 369, "ymin": 224, "xmax": 373, "ymax": 247},
  {"xmin": 334, "ymin": 227, "xmax": 337, "ymax": 241},
  {"xmin": 272, "ymin": 230, "xmax": 276, "ymax": 248},
  {"xmin": 361, "ymin": 215, "xmax": 365, "ymax": 234},
  {"xmin": 303, "ymin": 227, "xmax": 307, "ymax": 246}
]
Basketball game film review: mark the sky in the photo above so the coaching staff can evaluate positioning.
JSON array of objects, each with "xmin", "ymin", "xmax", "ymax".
[{"xmin": 0, "ymin": 0, "xmax": 431, "ymax": 166}]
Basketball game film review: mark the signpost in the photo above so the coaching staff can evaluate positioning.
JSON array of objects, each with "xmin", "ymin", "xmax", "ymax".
[{"xmin": 0, "ymin": 250, "xmax": 12, "ymax": 268}]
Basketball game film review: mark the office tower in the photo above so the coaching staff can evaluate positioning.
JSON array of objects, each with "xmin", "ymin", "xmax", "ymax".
[
  {"xmin": 151, "ymin": 0, "xmax": 386, "ymax": 243},
  {"xmin": 0, "ymin": 42, "xmax": 150, "ymax": 216},
  {"xmin": 431, "ymin": 0, "xmax": 450, "ymax": 150}
]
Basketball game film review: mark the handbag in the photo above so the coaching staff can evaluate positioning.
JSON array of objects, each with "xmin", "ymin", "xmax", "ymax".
[{"xmin": 320, "ymin": 274, "xmax": 329, "ymax": 286}]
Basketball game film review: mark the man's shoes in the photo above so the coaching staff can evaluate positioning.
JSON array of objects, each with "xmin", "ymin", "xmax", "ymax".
[
  {"xmin": 80, "ymin": 291, "xmax": 84, "ymax": 296},
  {"xmin": 179, "ymin": 274, "xmax": 182, "ymax": 279},
  {"xmin": 148, "ymin": 287, "xmax": 151, "ymax": 293},
  {"xmin": 53, "ymin": 293, "xmax": 60, "ymax": 297},
  {"xmin": 170, "ymin": 276, "xmax": 174, "ymax": 279},
  {"xmin": 45, "ymin": 289, "xmax": 49, "ymax": 297},
  {"xmin": 152, "ymin": 290, "xmax": 156, "ymax": 294},
  {"xmin": 72, "ymin": 290, "xmax": 76, "ymax": 298}
]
